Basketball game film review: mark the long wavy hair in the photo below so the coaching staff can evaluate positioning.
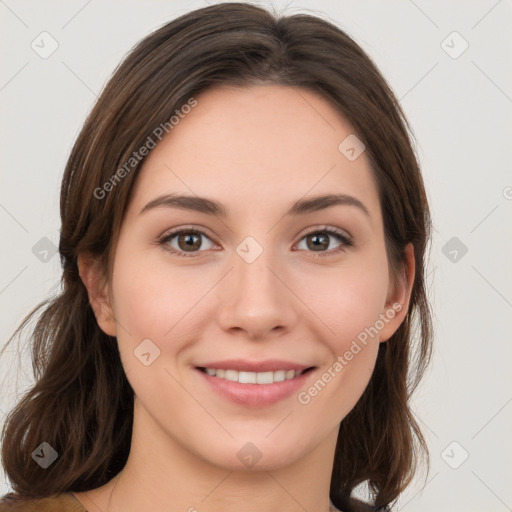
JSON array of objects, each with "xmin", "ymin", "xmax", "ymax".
[{"xmin": 1, "ymin": 3, "xmax": 433, "ymax": 510}]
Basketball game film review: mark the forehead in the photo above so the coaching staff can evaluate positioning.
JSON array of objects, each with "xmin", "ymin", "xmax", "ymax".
[{"xmin": 129, "ymin": 84, "xmax": 381, "ymax": 224}]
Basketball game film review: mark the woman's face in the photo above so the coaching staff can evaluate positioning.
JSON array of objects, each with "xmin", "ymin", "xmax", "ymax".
[{"xmin": 86, "ymin": 84, "xmax": 412, "ymax": 471}]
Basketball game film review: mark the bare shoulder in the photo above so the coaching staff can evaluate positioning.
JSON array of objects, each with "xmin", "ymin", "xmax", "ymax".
[{"xmin": 0, "ymin": 492, "xmax": 87, "ymax": 512}]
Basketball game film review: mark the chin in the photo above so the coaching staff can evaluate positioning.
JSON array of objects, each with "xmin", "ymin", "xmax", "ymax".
[{"xmin": 193, "ymin": 434, "xmax": 312, "ymax": 473}]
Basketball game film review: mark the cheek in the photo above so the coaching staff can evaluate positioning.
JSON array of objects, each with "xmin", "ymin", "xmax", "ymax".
[
  {"xmin": 297, "ymin": 278, "xmax": 384, "ymax": 423},
  {"xmin": 315, "ymin": 260, "xmax": 390, "ymax": 351},
  {"xmin": 300, "ymin": 254, "xmax": 388, "ymax": 410},
  {"xmin": 108, "ymin": 250, "xmax": 199, "ymax": 405},
  {"xmin": 110, "ymin": 250, "xmax": 198, "ymax": 340}
]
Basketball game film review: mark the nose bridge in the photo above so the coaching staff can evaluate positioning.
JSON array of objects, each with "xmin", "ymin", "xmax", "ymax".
[
  {"xmin": 216, "ymin": 233, "xmax": 297, "ymax": 338},
  {"xmin": 235, "ymin": 233, "xmax": 284, "ymax": 308}
]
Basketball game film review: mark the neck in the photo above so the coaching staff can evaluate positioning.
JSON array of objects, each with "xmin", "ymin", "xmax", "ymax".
[{"xmin": 76, "ymin": 398, "xmax": 340, "ymax": 512}]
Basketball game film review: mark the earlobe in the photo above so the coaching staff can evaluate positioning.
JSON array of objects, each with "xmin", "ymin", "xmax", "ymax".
[
  {"xmin": 77, "ymin": 253, "xmax": 117, "ymax": 337},
  {"xmin": 379, "ymin": 242, "xmax": 415, "ymax": 343}
]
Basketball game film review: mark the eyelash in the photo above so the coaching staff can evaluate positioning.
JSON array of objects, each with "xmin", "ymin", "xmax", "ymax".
[{"xmin": 157, "ymin": 225, "xmax": 353, "ymax": 258}]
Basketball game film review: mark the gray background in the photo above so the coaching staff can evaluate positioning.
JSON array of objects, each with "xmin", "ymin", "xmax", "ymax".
[{"xmin": 1, "ymin": 1, "xmax": 511, "ymax": 511}]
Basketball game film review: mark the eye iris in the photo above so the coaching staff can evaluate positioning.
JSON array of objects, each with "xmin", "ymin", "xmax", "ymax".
[
  {"xmin": 178, "ymin": 232, "xmax": 201, "ymax": 251},
  {"xmin": 307, "ymin": 233, "xmax": 329, "ymax": 251}
]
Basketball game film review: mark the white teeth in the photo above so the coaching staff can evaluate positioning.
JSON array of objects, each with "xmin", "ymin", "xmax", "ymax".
[
  {"xmin": 202, "ymin": 368, "xmax": 306, "ymax": 384},
  {"xmin": 256, "ymin": 371, "xmax": 273, "ymax": 384},
  {"xmin": 239, "ymin": 371, "xmax": 257, "ymax": 384},
  {"xmin": 273, "ymin": 370, "xmax": 285, "ymax": 382},
  {"xmin": 224, "ymin": 369, "xmax": 238, "ymax": 382}
]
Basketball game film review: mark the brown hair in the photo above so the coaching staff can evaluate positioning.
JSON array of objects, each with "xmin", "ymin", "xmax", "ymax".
[{"xmin": 1, "ymin": 2, "xmax": 432, "ymax": 509}]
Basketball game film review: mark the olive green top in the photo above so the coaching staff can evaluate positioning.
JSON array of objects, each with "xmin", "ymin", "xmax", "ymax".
[{"xmin": 0, "ymin": 493, "xmax": 87, "ymax": 511}]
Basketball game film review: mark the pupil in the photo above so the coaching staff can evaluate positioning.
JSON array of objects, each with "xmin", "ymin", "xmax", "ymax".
[
  {"xmin": 181, "ymin": 233, "xmax": 200, "ymax": 250},
  {"xmin": 309, "ymin": 233, "xmax": 328, "ymax": 251}
]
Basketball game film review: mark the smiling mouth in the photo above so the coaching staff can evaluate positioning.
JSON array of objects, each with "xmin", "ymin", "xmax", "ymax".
[{"xmin": 196, "ymin": 366, "xmax": 315, "ymax": 384}]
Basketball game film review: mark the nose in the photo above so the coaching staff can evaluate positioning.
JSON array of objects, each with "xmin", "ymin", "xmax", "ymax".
[{"xmin": 216, "ymin": 244, "xmax": 299, "ymax": 341}]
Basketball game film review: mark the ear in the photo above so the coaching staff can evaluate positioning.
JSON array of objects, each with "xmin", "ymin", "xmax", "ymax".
[
  {"xmin": 379, "ymin": 242, "xmax": 415, "ymax": 342},
  {"xmin": 77, "ymin": 253, "xmax": 117, "ymax": 337}
]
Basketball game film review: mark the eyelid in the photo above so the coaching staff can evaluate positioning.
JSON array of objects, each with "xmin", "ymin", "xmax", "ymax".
[
  {"xmin": 159, "ymin": 224, "xmax": 216, "ymax": 241},
  {"xmin": 298, "ymin": 224, "xmax": 353, "ymax": 243}
]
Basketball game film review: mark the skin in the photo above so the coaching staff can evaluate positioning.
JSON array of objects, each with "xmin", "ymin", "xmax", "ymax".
[{"xmin": 75, "ymin": 84, "xmax": 415, "ymax": 512}]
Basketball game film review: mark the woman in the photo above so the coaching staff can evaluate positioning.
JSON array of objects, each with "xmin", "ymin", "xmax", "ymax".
[{"xmin": 0, "ymin": 3, "xmax": 432, "ymax": 511}]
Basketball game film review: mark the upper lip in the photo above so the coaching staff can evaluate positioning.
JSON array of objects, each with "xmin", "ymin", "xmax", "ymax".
[{"xmin": 196, "ymin": 359, "xmax": 314, "ymax": 372}]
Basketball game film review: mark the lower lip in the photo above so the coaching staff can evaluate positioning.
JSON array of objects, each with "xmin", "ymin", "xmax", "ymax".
[{"xmin": 196, "ymin": 368, "xmax": 315, "ymax": 407}]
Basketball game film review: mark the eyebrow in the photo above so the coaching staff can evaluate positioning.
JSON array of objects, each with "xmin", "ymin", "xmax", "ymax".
[{"xmin": 139, "ymin": 193, "xmax": 370, "ymax": 218}]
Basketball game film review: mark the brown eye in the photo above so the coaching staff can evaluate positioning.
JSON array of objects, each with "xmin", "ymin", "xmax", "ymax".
[
  {"xmin": 296, "ymin": 228, "xmax": 352, "ymax": 255},
  {"xmin": 160, "ymin": 229, "xmax": 215, "ymax": 257},
  {"xmin": 177, "ymin": 232, "xmax": 202, "ymax": 252},
  {"xmin": 305, "ymin": 233, "xmax": 330, "ymax": 251}
]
